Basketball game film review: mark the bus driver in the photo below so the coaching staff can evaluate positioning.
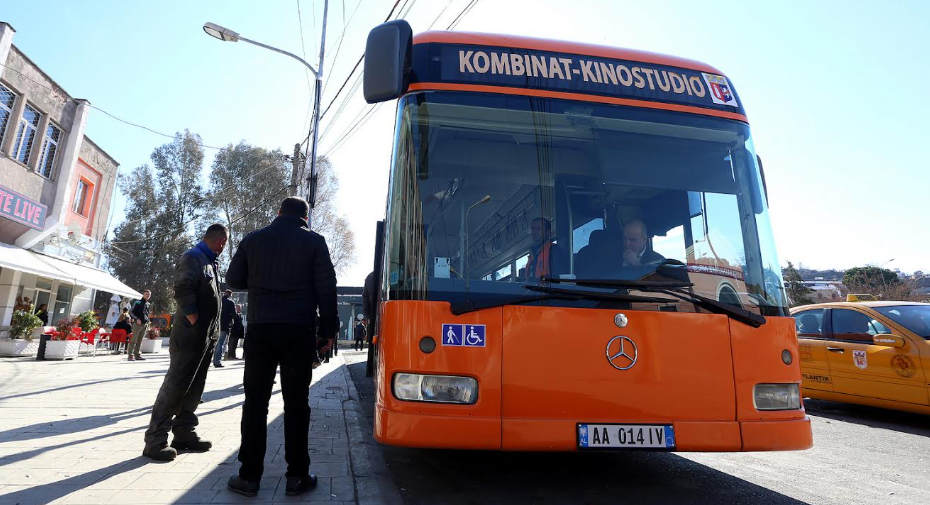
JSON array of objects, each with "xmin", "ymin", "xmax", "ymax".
[{"xmin": 621, "ymin": 219, "xmax": 665, "ymax": 267}]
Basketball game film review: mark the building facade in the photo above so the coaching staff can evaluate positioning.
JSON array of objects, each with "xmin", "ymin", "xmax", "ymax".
[{"xmin": 0, "ymin": 22, "xmax": 139, "ymax": 331}]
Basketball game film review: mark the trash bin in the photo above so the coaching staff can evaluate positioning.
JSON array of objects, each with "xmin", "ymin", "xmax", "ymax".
[{"xmin": 35, "ymin": 333, "xmax": 52, "ymax": 360}]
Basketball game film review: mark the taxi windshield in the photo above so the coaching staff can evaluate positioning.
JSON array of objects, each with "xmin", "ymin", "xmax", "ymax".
[
  {"xmin": 383, "ymin": 91, "xmax": 787, "ymax": 317},
  {"xmin": 874, "ymin": 305, "xmax": 930, "ymax": 338}
]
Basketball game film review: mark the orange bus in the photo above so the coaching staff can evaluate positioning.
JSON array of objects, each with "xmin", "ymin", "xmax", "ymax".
[{"xmin": 362, "ymin": 20, "xmax": 812, "ymax": 452}]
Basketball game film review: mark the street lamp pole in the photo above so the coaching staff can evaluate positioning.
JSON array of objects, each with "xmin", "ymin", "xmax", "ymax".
[
  {"xmin": 203, "ymin": 6, "xmax": 329, "ymax": 213},
  {"xmin": 306, "ymin": 0, "xmax": 329, "ymax": 227}
]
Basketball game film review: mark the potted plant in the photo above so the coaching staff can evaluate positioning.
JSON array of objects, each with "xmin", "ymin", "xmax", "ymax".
[
  {"xmin": 141, "ymin": 325, "xmax": 163, "ymax": 354},
  {"xmin": 46, "ymin": 318, "xmax": 81, "ymax": 360},
  {"xmin": 0, "ymin": 305, "xmax": 43, "ymax": 357},
  {"xmin": 75, "ymin": 310, "xmax": 100, "ymax": 355}
]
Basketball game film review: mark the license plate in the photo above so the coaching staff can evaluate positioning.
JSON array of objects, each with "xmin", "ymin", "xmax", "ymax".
[{"xmin": 578, "ymin": 424, "xmax": 676, "ymax": 449}]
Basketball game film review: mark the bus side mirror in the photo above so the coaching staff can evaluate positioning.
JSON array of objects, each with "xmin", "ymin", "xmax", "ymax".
[{"xmin": 363, "ymin": 20, "xmax": 413, "ymax": 103}]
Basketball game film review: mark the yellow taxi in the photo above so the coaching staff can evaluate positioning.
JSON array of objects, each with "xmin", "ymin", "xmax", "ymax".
[{"xmin": 790, "ymin": 296, "xmax": 930, "ymax": 414}]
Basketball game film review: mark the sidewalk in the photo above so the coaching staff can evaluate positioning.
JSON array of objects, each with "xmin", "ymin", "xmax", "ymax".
[{"xmin": 0, "ymin": 347, "xmax": 400, "ymax": 505}]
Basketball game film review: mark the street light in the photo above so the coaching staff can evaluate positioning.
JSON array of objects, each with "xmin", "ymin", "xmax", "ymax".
[{"xmin": 203, "ymin": 12, "xmax": 329, "ymax": 217}]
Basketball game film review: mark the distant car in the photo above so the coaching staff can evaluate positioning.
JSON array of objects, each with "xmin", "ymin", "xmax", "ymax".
[{"xmin": 790, "ymin": 299, "xmax": 930, "ymax": 415}]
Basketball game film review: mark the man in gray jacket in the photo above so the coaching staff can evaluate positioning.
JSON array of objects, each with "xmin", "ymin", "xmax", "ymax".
[
  {"xmin": 142, "ymin": 224, "xmax": 227, "ymax": 462},
  {"xmin": 225, "ymin": 197, "xmax": 337, "ymax": 497}
]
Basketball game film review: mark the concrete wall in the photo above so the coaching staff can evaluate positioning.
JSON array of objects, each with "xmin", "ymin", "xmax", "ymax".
[
  {"xmin": 77, "ymin": 138, "xmax": 119, "ymax": 243},
  {"xmin": 0, "ymin": 45, "xmax": 77, "ymax": 209}
]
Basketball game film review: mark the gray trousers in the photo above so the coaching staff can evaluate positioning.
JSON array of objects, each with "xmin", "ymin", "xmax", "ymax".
[{"xmin": 143, "ymin": 329, "xmax": 215, "ymax": 449}]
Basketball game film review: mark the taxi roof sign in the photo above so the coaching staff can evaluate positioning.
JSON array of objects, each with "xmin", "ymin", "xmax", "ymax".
[{"xmin": 847, "ymin": 294, "xmax": 878, "ymax": 302}]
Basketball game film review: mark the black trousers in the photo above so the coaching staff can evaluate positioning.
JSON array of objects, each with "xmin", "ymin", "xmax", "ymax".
[
  {"xmin": 354, "ymin": 338, "xmax": 365, "ymax": 351},
  {"xmin": 227, "ymin": 333, "xmax": 241, "ymax": 358},
  {"xmin": 237, "ymin": 323, "xmax": 315, "ymax": 480},
  {"xmin": 144, "ymin": 330, "xmax": 215, "ymax": 449}
]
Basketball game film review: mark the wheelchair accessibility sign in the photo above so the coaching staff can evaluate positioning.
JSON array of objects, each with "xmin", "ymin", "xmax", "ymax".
[{"xmin": 441, "ymin": 324, "xmax": 486, "ymax": 347}]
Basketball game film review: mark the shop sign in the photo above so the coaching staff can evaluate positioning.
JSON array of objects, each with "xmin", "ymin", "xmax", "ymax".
[{"xmin": 0, "ymin": 184, "xmax": 47, "ymax": 230}]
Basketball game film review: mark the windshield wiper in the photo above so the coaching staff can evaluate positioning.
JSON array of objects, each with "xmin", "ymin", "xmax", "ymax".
[
  {"xmin": 450, "ymin": 286, "xmax": 674, "ymax": 316},
  {"xmin": 543, "ymin": 277, "xmax": 766, "ymax": 328}
]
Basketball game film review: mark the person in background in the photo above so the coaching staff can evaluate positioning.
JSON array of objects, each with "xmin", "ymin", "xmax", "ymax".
[
  {"xmin": 142, "ymin": 224, "xmax": 227, "ymax": 462},
  {"xmin": 127, "ymin": 290, "xmax": 152, "ymax": 361},
  {"xmin": 524, "ymin": 217, "xmax": 566, "ymax": 282},
  {"xmin": 34, "ymin": 303, "xmax": 49, "ymax": 325},
  {"xmin": 227, "ymin": 304, "xmax": 244, "ymax": 360},
  {"xmin": 215, "ymin": 290, "xmax": 235, "ymax": 367},
  {"xmin": 354, "ymin": 314, "xmax": 367, "ymax": 351},
  {"xmin": 225, "ymin": 197, "xmax": 337, "ymax": 497}
]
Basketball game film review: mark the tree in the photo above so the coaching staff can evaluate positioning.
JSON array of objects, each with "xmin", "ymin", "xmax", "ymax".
[
  {"xmin": 842, "ymin": 266, "xmax": 917, "ymax": 300},
  {"xmin": 106, "ymin": 131, "xmax": 207, "ymax": 313},
  {"xmin": 307, "ymin": 156, "xmax": 356, "ymax": 276},
  {"xmin": 783, "ymin": 261, "xmax": 814, "ymax": 307},
  {"xmin": 206, "ymin": 142, "xmax": 292, "ymax": 267}
]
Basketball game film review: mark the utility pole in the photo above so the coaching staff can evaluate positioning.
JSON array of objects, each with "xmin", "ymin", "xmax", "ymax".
[
  {"xmin": 289, "ymin": 143, "xmax": 301, "ymax": 196},
  {"xmin": 305, "ymin": 0, "xmax": 328, "ymax": 227}
]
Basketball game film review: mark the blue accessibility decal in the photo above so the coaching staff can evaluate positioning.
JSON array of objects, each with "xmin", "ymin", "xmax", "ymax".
[
  {"xmin": 463, "ymin": 325, "xmax": 486, "ymax": 347},
  {"xmin": 441, "ymin": 324, "xmax": 463, "ymax": 346}
]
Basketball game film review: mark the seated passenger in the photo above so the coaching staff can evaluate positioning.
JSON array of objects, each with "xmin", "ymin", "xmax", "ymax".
[
  {"xmin": 621, "ymin": 219, "xmax": 665, "ymax": 267},
  {"xmin": 524, "ymin": 217, "xmax": 566, "ymax": 282},
  {"xmin": 575, "ymin": 229, "xmax": 613, "ymax": 279}
]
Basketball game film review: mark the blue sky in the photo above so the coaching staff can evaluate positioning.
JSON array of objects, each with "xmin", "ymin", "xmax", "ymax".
[{"xmin": 3, "ymin": 0, "xmax": 928, "ymax": 284}]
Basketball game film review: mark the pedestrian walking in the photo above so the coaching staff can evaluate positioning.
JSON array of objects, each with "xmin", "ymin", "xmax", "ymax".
[
  {"xmin": 225, "ymin": 197, "xmax": 337, "ymax": 497},
  {"xmin": 214, "ymin": 290, "xmax": 235, "ymax": 367},
  {"xmin": 354, "ymin": 314, "xmax": 367, "ymax": 351},
  {"xmin": 141, "ymin": 224, "xmax": 228, "ymax": 462},
  {"xmin": 127, "ymin": 290, "xmax": 152, "ymax": 361},
  {"xmin": 227, "ymin": 304, "xmax": 244, "ymax": 360}
]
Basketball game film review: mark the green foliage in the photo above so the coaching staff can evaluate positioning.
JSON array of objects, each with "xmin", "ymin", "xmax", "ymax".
[
  {"xmin": 107, "ymin": 130, "xmax": 208, "ymax": 314},
  {"xmin": 783, "ymin": 261, "xmax": 814, "ymax": 307},
  {"xmin": 10, "ymin": 310, "xmax": 42, "ymax": 340},
  {"xmin": 843, "ymin": 266, "xmax": 900, "ymax": 287},
  {"xmin": 76, "ymin": 310, "xmax": 99, "ymax": 332}
]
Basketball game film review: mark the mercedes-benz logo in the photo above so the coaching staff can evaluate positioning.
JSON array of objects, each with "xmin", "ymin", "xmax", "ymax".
[{"xmin": 606, "ymin": 336, "xmax": 638, "ymax": 370}]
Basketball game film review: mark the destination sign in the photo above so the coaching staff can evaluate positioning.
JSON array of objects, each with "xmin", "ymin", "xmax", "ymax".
[
  {"xmin": 0, "ymin": 184, "xmax": 47, "ymax": 230},
  {"xmin": 411, "ymin": 43, "xmax": 745, "ymax": 115}
]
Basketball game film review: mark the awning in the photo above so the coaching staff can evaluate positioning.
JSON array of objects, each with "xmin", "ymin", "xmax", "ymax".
[
  {"xmin": 35, "ymin": 253, "xmax": 143, "ymax": 299},
  {"xmin": 0, "ymin": 242, "xmax": 72, "ymax": 283}
]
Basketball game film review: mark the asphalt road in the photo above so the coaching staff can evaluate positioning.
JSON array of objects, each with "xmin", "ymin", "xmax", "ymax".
[{"xmin": 344, "ymin": 353, "xmax": 930, "ymax": 505}]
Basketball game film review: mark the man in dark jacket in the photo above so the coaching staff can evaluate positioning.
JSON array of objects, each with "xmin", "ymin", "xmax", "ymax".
[
  {"xmin": 127, "ymin": 290, "xmax": 152, "ymax": 361},
  {"xmin": 225, "ymin": 197, "xmax": 337, "ymax": 497},
  {"xmin": 142, "ymin": 224, "xmax": 227, "ymax": 462},
  {"xmin": 214, "ymin": 290, "xmax": 236, "ymax": 367},
  {"xmin": 354, "ymin": 315, "xmax": 366, "ymax": 351}
]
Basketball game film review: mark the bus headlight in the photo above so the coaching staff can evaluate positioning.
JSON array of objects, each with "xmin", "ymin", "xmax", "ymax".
[
  {"xmin": 753, "ymin": 383, "xmax": 801, "ymax": 411},
  {"xmin": 393, "ymin": 373, "xmax": 478, "ymax": 404}
]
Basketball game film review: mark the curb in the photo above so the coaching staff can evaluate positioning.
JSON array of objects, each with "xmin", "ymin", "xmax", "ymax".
[{"xmin": 339, "ymin": 354, "xmax": 404, "ymax": 505}]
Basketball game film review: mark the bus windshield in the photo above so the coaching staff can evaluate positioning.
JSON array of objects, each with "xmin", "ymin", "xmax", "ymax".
[{"xmin": 384, "ymin": 91, "xmax": 787, "ymax": 317}]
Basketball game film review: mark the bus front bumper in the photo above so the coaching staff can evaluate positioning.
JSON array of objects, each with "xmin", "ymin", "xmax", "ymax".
[{"xmin": 374, "ymin": 406, "xmax": 813, "ymax": 451}]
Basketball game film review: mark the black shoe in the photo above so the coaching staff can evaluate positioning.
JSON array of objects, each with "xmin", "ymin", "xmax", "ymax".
[
  {"xmin": 227, "ymin": 475, "xmax": 260, "ymax": 497},
  {"xmin": 171, "ymin": 437, "xmax": 212, "ymax": 452},
  {"xmin": 285, "ymin": 474, "xmax": 318, "ymax": 496},
  {"xmin": 135, "ymin": 355, "xmax": 145, "ymax": 360},
  {"xmin": 214, "ymin": 362, "xmax": 224, "ymax": 368},
  {"xmin": 142, "ymin": 444, "xmax": 177, "ymax": 462}
]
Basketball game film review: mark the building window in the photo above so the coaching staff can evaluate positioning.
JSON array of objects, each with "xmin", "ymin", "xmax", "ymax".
[
  {"xmin": 37, "ymin": 123, "xmax": 62, "ymax": 178},
  {"xmin": 12, "ymin": 104, "xmax": 40, "ymax": 164},
  {"xmin": 0, "ymin": 84, "xmax": 16, "ymax": 145},
  {"xmin": 73, "ymin": 178, "xmax": 91, "ymax": 216}
]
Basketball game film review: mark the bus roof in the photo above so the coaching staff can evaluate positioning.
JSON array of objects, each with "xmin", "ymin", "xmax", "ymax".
[{"xmin": 413, "ymin": 31, "xmax": 727, "ymax": 76}]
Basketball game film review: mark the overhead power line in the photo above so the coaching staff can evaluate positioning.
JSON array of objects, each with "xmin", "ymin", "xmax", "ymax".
[{"xmin": 0, "ymin": 62, "xmax": 227, "ymax": 150}]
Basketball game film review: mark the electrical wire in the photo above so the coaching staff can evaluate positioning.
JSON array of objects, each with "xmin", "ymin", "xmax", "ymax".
[
  {"xmin": 296, "ymin": 0, "xmax": 315, "ymax": 94},
  {"xmin": 0, "ymin": 62, "xmax": 227, "ymax": 150}
]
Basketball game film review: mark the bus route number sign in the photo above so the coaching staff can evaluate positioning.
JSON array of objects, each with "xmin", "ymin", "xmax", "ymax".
[{"xmin": 441, "ymin": 324, "xmax": 486, "ymax": 347}]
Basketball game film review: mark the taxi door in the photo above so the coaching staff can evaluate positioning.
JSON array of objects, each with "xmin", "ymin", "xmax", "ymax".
[
  {"xmin": 824, "ymin": 308, "xmax": 928, "ymax": 405},
  {"xmin": 792, "ymin": 308, "xmax": 834, "ymax": 392}
]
